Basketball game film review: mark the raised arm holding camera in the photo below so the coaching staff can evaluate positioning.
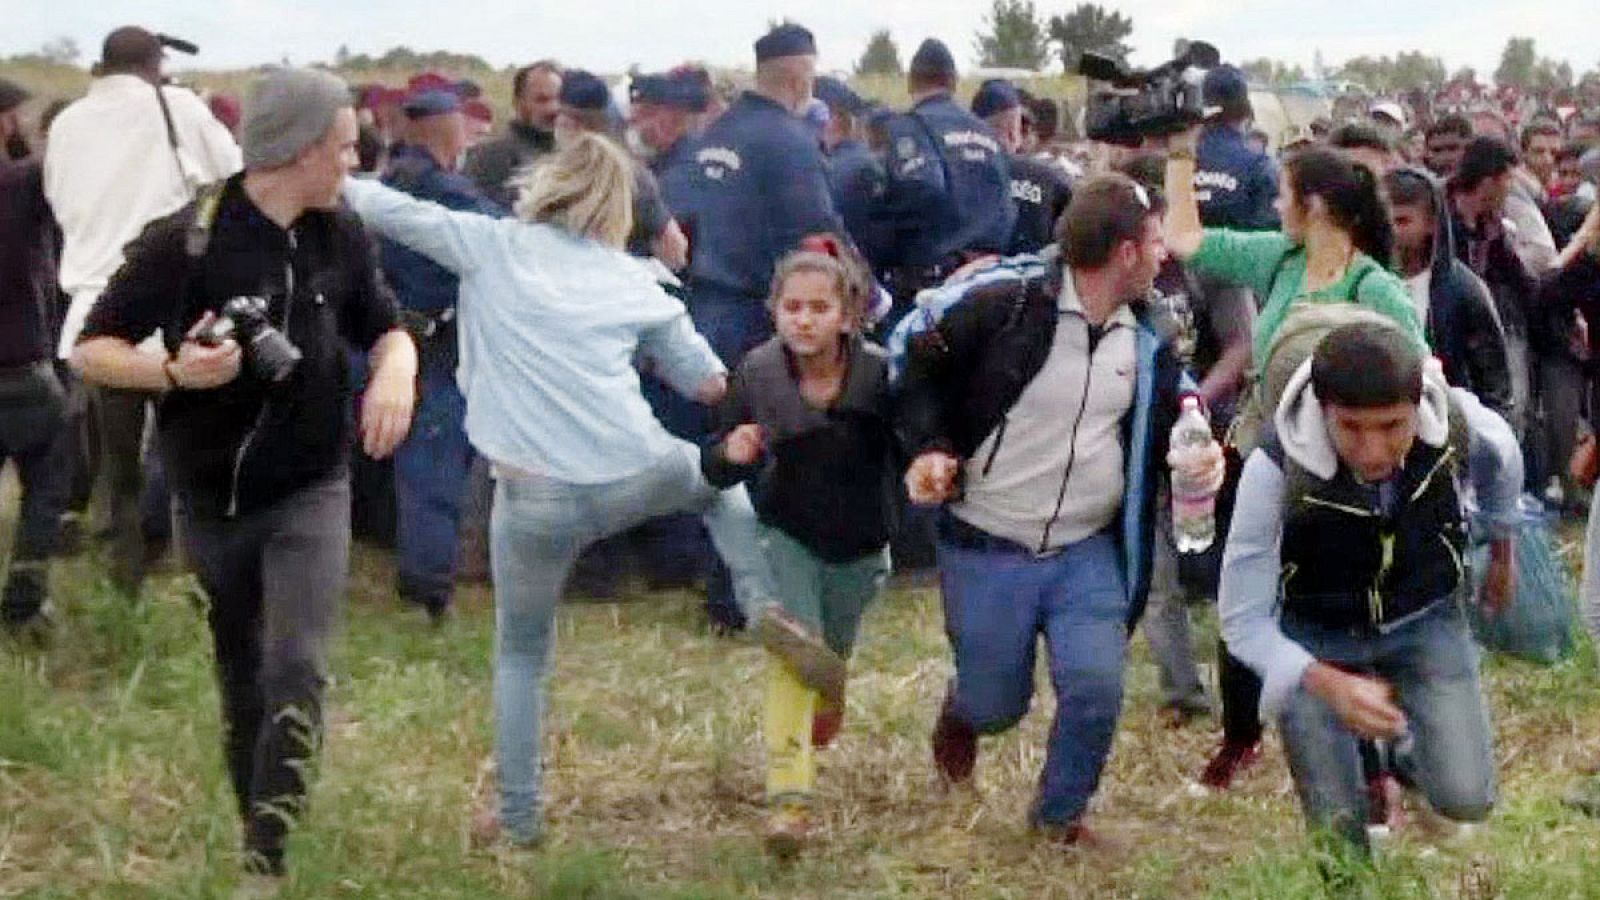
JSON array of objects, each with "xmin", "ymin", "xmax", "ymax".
[{"xmin": 71, "ymin": 67, "xmax": 415, "ymax": 887}]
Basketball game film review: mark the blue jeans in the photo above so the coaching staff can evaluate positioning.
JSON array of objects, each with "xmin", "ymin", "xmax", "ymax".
[
  {"xmin": 394, "ymin": 363, "xmax": 473, "ymax": 607},
  {"xmin": 489, "ymin": 441, "xmax": 775, "ymax": 841},
  {"xmin": 1278, "ymin": 601, "xmax": 1495, "ymax": 849},
  {"xmin": 937, "ymin": 526, "xmax": 1130, "ymax": 826}
]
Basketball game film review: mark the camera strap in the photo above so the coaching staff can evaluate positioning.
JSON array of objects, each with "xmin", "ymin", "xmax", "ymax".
[{"xmin": 153, "ymin": 81, "xmax": 196, "ymax": 193}]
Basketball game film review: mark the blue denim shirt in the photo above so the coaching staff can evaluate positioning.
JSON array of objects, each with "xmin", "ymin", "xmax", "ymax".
[{"xmin": 342, "ymin": 178, "xmax": 724, "ymax": 484}]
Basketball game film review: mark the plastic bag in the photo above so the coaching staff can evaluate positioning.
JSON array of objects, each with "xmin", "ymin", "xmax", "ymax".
[{"xmin": 1467, "ymin": 495, "xmax": 1578, "ymax": 665}]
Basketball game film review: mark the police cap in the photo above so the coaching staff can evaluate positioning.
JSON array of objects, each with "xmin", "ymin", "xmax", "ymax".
[
  {"xmin": 971, "ymin": 79, "xmax": 1020, "ymax": 119},
  {"xmin": 910, "ymin": 39, "xmax": 957, "ymax": 80},
  {"xmin": 403, "ymin": 89, "xmax": 462, "ymax": 119},
  {"xmin": 631, "ymin": 73, "xmax": 709, "ymax": 112},
  {"xmin": 559, "ymin": 70, "xmax": 611, "ymax": 111},
  {"xmin": 755, "ymin": 24, "xmax": 816, "ymax": 63},
  {"xmin": 814, "ymin": 76, "xmax": 868, "ymax": 116}
]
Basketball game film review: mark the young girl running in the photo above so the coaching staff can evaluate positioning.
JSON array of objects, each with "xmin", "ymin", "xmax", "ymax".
[{"xmin": 702, "ymin": 242, "xmax": 898, "ymax": 857}]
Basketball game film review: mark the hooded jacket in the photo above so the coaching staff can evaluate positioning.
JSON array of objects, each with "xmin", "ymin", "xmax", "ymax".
[
  {"xmin": 1397, "ymin": 166, "xmax": 1513, "ymax": 418},
  {"xmin": 1217, "ymin": 359, "xmax": 1522, "ymax": 721}
]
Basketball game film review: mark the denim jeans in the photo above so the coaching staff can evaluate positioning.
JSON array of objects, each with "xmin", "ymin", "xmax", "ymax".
[
  {"xmin": 936, "ymin": 525, "xmax": 1130, "ymax": 826},
  {"xmin": 1583, "ymin": 486, "xmax": 1600, "ymax": 647},
  {"xmin": 393, "ymin": 361, "xmax": 474, "ymax": 608},
  {"xmin": 1141, "ymin": 500, "xmax": 1210, "ymax": 711},
  {"xmin": 0, "ymin": 363, "xmax": 71, "ymax": 623},
  {"xmin": 1277, "ymin": 601, "xmax": 1495, "ymax": 850},
  {"xmin": 489, "ymin": 440, "xmax": 775, "ymax": 841}
]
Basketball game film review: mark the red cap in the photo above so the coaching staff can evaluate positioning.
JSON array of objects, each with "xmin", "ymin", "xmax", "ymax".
[
  {"xmin": 464, "ymin": 100, "xmax": 494, "ymax": 123},
  {"xmin": 407, "ymin": 72, "xmax": 454, "ymax": 93}
]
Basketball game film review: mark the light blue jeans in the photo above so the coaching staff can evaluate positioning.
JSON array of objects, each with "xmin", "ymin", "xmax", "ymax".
[
  {"xmin": 488, "ymin": 441, "xmax": 774, "ymax": 842},
  {"xmin": 1277, "ymin": 601, "xmax": 1496, "ymax": 851}
]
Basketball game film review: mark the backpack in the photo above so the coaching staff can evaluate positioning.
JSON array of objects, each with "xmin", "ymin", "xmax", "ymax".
[{"xmin": 886, "ymin": 251, "xmax": 1054, "ymax": 386}]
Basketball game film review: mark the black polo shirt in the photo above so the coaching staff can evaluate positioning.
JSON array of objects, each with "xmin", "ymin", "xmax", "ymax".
[{"xmin": 81, "ymin": 173, "xmax": 399, "ymax": 518}]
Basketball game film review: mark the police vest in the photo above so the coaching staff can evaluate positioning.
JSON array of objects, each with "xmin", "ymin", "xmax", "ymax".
[{"xmin": 1267, "ymin": 422, "xmax": 1467, "ymax": 631}]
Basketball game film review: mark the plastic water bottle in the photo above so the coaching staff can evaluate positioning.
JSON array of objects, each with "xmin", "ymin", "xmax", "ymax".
[{"xmin": 1170, "ymin": 395, "xmax": 1217, "ymax": 554}]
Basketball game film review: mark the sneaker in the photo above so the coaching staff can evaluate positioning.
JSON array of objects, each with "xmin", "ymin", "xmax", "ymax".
[
  {"xmin": 1563, "ymin": 774, "xmax": 1600, "ymax": 817},
  {"xmin": 930, "ymin": 697, "xmax": 978, "ymax": 785},
  {"xmin": 755, "ymin": 607, "xmax": 846, "ymax": 706},
  {"xmin": 1197, "ymin": 740, "xmax": 1262, "ymax": 790},
  {"xmin": 1033, "ymin": 819, "xmax": 1128, "ymax": 854},
  {"xmin": 812, "ymin": 706, "xmax": 844, "ymax": 749},
  {"xmin": 764, "ymin": 801, "xmax": 811, "ymax": 860}
]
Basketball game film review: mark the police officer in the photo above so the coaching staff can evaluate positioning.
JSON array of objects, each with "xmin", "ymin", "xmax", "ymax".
[
  {"xmin": 379, "ymin": 87, "xmax": 503, "ymax": 621},
  {"xmin": 668, "ymin": 23, "xmax": 842, "ymax": 629},
  {"xmin": 628, "ymin": 69, "xmax": 708, "ymax": 226},
  {"xmin": 675, "ymin": 23, "xmax": 841, "ymax": 365},
  {"xmin": 1193, "ymin": 65, "xmax": 1279, "ymax": 230},
  {"xmin": 971, "ymin": 78, "xmax": 1073, "ymax": 256},
  {"xmin": 877, "ymin": 39, "xmax": 1015, "ymax": 307},
  {"xmin": 813, "ymin": 76, "xmax": 889, "ymax": 267}
]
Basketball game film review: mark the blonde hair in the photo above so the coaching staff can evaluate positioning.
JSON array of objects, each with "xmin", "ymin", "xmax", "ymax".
[
  {"xmin": 768, "ymin": 246, "xmax": 870, "ymax": 328},
  {"xmin": 510, "ymin": 132, "xmax": 634, "ymax": 248}
]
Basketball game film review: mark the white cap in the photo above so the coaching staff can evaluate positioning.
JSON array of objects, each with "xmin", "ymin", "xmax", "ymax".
[{"xmin": 1370, "ymin": 101, "xmax": 1406, "ymax": 129}]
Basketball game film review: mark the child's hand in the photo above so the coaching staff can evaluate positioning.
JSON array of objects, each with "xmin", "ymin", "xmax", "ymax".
[
  {"xmin": 905, "ymin": 451, "xmax": 960, "ymax": 505},
  {"xmin": 723, "ymin": 424, "xmax": 766, "ymax": 466}
]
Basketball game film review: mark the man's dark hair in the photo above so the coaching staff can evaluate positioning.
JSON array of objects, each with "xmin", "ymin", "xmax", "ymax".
[
  {"xmin": 1382, "ymin": 167, "xmax": 1435, "ymax": 211},
  {"xmin": 1450, "ymin": 136, "xmax": 1517, "ymax": 192},
  {"xmin": 1425, "ymin": 115, "xmax": 1472, "ymax": 142},
  {"xmin": 1058, "ymin": 172, "xmax": 1164, "ymax": 269},
  {"xmin": 1311, "ymin": 322, "xmax": 1424, "ymax": 408},
  {"xmin": 1029, "ymin": 97, "xmax": 1059, "ymax": 142},
  {"xmin": 1329, "ymin": 121, "xmax": 1394, "ymax": 154},
  {"xmin": 1520, "ymin": 118, "xmax": 1562, "ymax": 151},
  {"xmin": 512, "ymin": 60, "xmax": 561, "ymax": 100},
  {"xmin": 100, "ymin": 26, "xmax": 163, "ymax": 75}
]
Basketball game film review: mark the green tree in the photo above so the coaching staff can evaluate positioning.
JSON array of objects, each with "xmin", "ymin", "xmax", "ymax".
[
  {"xmin": 974, "ymin": 0, "xmax": 1049, "ymax": 70},
  {"xmin": 855, "ymin": 29, "xmax": 903, "ymax": 77},
  {"xmin": 1495, "ymin": 37, "xmax": 1537, "ymax": 88},
  {"xmin": 1240, "ymin": 57, "xmax": 1306, "ymax": 86},
  {"xmin": 39, "ymin": 36, "xmax": 80, "ymax": 66},
  {"xmin": 1338, "ymin": 54, "xmax": 1391, "ymax": 92},
  {"xmin": 1390, "ymin": 51, "xmax": 1447, "ymax": 91},
  {"xmin": 1046, "ymin": 3, "xmax": 1134, "ymax": 73}
]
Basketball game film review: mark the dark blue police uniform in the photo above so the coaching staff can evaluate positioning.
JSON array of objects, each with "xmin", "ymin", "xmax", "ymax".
[
  {"xmin": 878, "ymin": 94, "xmax": 1015, "ymax": 283},
  {"xmin": 378, "ymin": 141, "xmax": 503, "ymax": 614},
  {"xmin": 1195, "ymin": 124, "xmax": 1279, "ymax": 231},
  {"xmin": 1005, "ymin": 153, "xmax": 1073, "ymax": 255},
  {"xmin": 827, "ymin": 138, "xmax": 889, "ymax": 267}
]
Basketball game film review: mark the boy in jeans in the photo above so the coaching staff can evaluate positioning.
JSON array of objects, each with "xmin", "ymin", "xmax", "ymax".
[{"xmin": 1220, "ymin": 321, "xmax": 1520, "ymax": 852}]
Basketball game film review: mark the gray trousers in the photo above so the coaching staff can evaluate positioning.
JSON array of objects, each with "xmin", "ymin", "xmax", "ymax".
[{"xmin": 178, "ymin": 476, "xmax": 350, "ymax": 874}]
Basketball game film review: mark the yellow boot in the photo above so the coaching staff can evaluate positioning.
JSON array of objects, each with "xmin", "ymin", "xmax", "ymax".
[{"xmin": 764, "ymin": 652, "xmax": 817, "ymax": 858}]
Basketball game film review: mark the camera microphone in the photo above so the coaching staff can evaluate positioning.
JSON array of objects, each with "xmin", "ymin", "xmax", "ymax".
[{"xmin": 156, "ymin": 33, "xmax": 199, "ymax": 55}]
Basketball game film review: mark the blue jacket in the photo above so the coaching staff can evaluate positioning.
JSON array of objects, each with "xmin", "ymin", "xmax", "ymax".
[
  {"xmin": 826, "ymin": 139, "xmax": 889, "ymax": 266},
  {"xmin": 895, "ymin": 260, "xmax": 1183, "ymax": 625},
  {"xmin": 652, "ymin": 133, "xmax": 700, "ymax": 210},
  {"xmin": 379, "ymin": 144, "xmax": 503, "ymax": 314},
  {"xmin": 673, "ymin": 92, "xmax": 841, "ymax": 299},
  {"xmin": 879, "ymin": 93, "xmax": 1015, "ymax": 268},
  {"xmin": 1195, "ymin": 124, "xmax": 1279, "ymax": 231}
]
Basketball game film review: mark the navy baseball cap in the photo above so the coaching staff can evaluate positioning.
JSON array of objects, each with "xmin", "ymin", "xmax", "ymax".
[
  {"xmin": 755, "ymin": 23, "xmax": 816, "ymax": 62},
  {"xmin": 814, "ymin": 76, "xmax": 867, "ymax": 116},
  {"xmin": 630, "ymin": 72, "xmax": 709, "ymax": 112},
  {"xmin": 971, "ymin": 79, "xmax": 1020, "ymax": 119},
  {"xmin": 910, "ymin": 39, "xmax": 957, "ymax": 79},
  {"xmin": 559, "ymin": 70, "xmax": 611, "ymax": 111},
  {"xmin": 402, "ymin": 88, "xmax": 462, "ymax": 118},
  {"xmin": 1202, "ymin": 65, "xmax": 1250, "ymax": 114}
]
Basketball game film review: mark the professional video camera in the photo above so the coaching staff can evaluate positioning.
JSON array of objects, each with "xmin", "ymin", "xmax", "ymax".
[
  {"xmin": 198, "ymin": 296, "xmax": 303, "ymax": 383},
  {"xmin": 1079, "ymin": 41, "xmax": 1222, "ymax": 147}
]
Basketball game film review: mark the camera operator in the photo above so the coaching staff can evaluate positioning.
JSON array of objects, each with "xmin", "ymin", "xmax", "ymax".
[
  {"xmin": 1193, "ymin": 66, "xmax": 1279, "ymax": 232},
  {"xmin": 72, "ymin": 67, "xmax": 416, "ymax": 886},
  {"xmin": 45, "ymin": 26, "xmax": 242, "ymax": 596}
]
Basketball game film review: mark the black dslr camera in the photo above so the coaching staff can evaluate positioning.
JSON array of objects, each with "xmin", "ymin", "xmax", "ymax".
[
  {"xmin": 197, "ymin": 297, "xmax": 303, "ymax": 383},
  {"xmin": 1079, "ymin": 41, "xmax": 1221, "ymax": 147}
]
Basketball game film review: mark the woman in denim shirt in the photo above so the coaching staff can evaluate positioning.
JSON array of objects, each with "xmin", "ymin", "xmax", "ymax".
[{"xmin": 341, "ymin": 133, "xmax": 777, "ymax": 846}]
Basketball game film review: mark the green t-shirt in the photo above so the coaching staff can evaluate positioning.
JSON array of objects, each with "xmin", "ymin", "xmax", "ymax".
[{"xmin": 1189, "ymin": 229, "xmax": 1427, "ymax": 365}]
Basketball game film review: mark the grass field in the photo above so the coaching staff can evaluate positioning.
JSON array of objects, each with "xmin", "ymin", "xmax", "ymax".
[{"xmin": 3, "ymin": 521, "xmax": 1599, "ymax": 899}]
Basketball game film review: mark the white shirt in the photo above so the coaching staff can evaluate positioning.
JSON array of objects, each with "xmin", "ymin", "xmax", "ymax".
[
  {"xmin": 44, "ymin": 74, "xmax": 242, "ymax": 356},
  {"xmin": 1405, "ymin": 269, "xmax": 1432, "ymax": 328}
]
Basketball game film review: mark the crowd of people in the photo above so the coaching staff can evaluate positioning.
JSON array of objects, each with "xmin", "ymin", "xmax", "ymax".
[{"xmin": 3, "ymin": 18, "xmax": 1600, "ymax": 895}]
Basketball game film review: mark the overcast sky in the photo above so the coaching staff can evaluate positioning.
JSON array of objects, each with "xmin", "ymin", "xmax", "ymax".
[{"xmin": 3, "ymin": 0, "xmax": 1596, "ymax": 80}]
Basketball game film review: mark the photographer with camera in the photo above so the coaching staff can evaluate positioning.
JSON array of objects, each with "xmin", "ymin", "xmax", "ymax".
[
  {"xmin": 72, "ymin": 67, "xmax": 416, "ymax": 888},
  {"xmin": 45, "ymin": 26, "xmax": 242, "ymax": 597}
]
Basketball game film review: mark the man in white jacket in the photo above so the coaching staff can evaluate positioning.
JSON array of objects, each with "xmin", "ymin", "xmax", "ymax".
[{"xmin": 44, "ymin": 25, "xmax": 241, "ymax": 595}]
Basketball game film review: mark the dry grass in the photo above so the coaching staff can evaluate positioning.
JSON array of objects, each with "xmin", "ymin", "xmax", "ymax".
[{"xmin": 3, "ymin": 518, "xmax": 1599, "ymax": 899}]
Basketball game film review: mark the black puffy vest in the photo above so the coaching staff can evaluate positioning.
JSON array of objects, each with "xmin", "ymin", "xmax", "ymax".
[{"xmin": 1268, "ymin": 437, "xmax": 1466, "ymax": 631}]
